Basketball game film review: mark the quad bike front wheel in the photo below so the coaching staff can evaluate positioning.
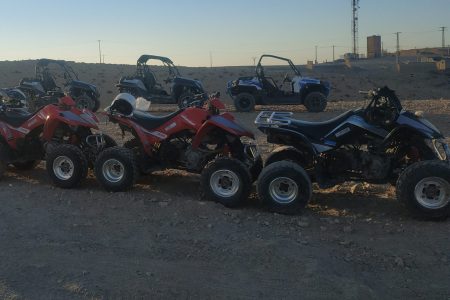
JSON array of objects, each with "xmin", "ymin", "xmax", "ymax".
[
  {"xmin": 46, "ymin": 144, "xmax": 88, "ymax": 188},
  {"xmin": 396, "ymin": 160, "xmax": 450, "ymax": 219},
  {"xmin": 94, "ymin": 146, "xmax": 138, "ymax": 192},
  {"xmin": 234, "ymin": 93, "xmax": 255, "ymax": 112},
  {"xmin": 201, "ymin": 157, "xmax": 252, "ymax": 207},
  {"xmin": 304, "ymin": 92, "xmax": 327, "ymax": 113},
  {"xmin": 257, "ymin": 161, "xmax": 312, "ymax": 214}
]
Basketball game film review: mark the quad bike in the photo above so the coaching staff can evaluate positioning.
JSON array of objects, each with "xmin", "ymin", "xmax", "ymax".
[
  {"xmin": 97, "ymin": 92, "xmax": 261, "ymax": 207},
  {"xmin": 0, "ymin": 94, "xmax": 114, "ymax": 188},
  {"xmin": 0, "ymin": 88, "xmax": 28, "ymax": 108},
  {"xmin": 227, "ymin": 54, "xmax": 331, "ymax": 112},
  {"xmin": 255, "ymin": 86, "xmax": 450, "ymax": 219},
  {"xmin": 116, "ymin": 54, "xmax": 206, "ymax": 107},
  {"xmin": 18, "ymin": 59, "xmax": 100, "ymax": 112}
]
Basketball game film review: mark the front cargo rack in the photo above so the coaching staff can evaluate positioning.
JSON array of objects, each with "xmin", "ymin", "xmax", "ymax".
[{"xmin": 254, "ymin": 111, "xmax": 293, "ymax": 127}]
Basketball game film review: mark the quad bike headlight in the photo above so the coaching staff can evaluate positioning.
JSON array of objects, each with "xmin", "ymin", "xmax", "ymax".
[{"xmin": 432, "ymin": 139, "xmax": 450, "ymax": 161}]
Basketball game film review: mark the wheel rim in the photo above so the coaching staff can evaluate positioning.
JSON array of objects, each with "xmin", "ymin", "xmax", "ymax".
[
  {"xmin": 414, "ymin": 177, "xmax": 450, "ymax": 209},
  {"xmin": 269, "ymin": 177, "xmax": 299, "ymax": 204},
  {"xmin": 102, "ymin": 159, "xmax": 125, "ymax": 183},
  {"xmin": 53, "ymin": 156, "xmax": 75, "ymax": 181},
  {"xmin": 210, "ymin": 169, "xmax": 240, "ymax": 197}
]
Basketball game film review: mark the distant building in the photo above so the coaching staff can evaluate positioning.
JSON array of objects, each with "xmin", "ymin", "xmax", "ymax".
[
  {"xmin": 436, "ymin": 58, "xmax": 450, "ymax": 71},
  {"xmin": 367, "ymin": 35, "xmax": 382, "ymax": 59}
]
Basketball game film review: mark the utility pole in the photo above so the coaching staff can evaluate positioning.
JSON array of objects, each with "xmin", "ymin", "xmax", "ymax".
[
  {"xmin": 440, "ymin": 27, "xmax": 447, "ymax": 48},
  {"xmin": 97, "ymin": 40, "xmax": 102, "ymax": 64},
  {"xmin": 332, "ymin": 45, "xmax": 335, "ymax": 62},
  {"xmin": 209, "ymin": 51, "xmax": 213, "ymax": 68},
  {"xmin": 315, "ymin": 45, "xmax": 318, "ymax": 64},
  {"xmin": 102, "ymin": 55, "xmax": 105, "ymax": 64},
  {"xmin": 252, "ymin": 56, "xmax": 257, "ymax": 66},
  {"xmin": 394, "ymin": 32, "xmax": 401, "ymax": 64}
]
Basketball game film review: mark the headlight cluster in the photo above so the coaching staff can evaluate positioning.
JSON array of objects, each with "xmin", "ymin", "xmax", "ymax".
[{"xmin": 432, "ymin": 139, "xmax": 450, "ymax": 161}]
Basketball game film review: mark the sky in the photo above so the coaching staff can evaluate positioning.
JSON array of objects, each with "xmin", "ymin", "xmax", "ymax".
[{"xmin": 0, "ymin": 0, "xmax": 449, "ymax": 66}]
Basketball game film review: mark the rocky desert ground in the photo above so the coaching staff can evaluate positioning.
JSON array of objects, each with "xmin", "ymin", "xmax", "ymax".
[{"xmin": 0, "ymin": 60, "xmax": 449, "ymax": 299}]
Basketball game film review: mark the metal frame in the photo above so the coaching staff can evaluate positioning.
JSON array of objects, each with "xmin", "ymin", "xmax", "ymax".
[
  {"xmin": 254, "ymin": 111, "xmax": 293, "ymax": 127},
  {"xmin": 256, "ymin": 54, "xmax": 301, "ymax": 78},
  {"xmin": 136, "ymin": 54, "xmax": 181, "ymax": 78},
  {"xmin": 35, "ymin": 59, "xmax": 79, "ymax": 83}
]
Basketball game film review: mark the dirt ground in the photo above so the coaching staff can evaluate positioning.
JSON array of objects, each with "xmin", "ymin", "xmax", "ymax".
[{"xmin": 0, "ymin": 101, "xmax": 450, "ymax": 299}]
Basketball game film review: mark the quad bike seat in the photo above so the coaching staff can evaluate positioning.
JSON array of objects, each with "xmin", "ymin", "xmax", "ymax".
[
  {"xmin": 0, "ymin": 108, "xmax": 36, "ymax": 127},
  {"xmin": 289, "ymin": 110, "xmax": 354, "ymax": 141},
  {"xmin": 131, "ymin": 109, "xmax": 184, "ymax": 130}
]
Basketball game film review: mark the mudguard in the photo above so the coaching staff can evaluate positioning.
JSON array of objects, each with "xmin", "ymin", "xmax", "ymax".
[
  {"xmin": 261, "ymin": 126, "xmax": 318, "ymax": 156},
  {"xmin": 42, "ymin": 110, "xmax": 98, "ymax": 141},
  {"xmin": 192, "ymin": 114, "xmax": 254, "ymax": 148}
]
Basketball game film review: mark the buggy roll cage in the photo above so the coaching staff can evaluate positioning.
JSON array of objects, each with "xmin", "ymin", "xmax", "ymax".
[
  {"xmin": 35, "ymin": 59, "xmax": 79, "ymax": 84},
  {"xmin": 136, "ymin": 54, "xmax": 181, "ymax": 78},
  {"xmin": 255, "ymin": 54, "xmax": 302, "ymax": 78}
]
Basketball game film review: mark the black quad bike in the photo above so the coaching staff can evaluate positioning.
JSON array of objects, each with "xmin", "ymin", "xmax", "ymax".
[
  {"xmin": 18, "ymin": 59, "xmax": 100, "ymax": 112},
  {"xmin": 255, "ymin": 87, "xmax": 450, "ymax": 219},
  {"xmin": 116, "ymin": 54, "xmax": 206, "ymax": 107},
  {"xmin": 227, "ymin": 54, "xmax": 331, "ymax": 112}
]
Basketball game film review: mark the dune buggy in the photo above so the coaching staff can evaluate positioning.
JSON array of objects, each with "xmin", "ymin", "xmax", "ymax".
[
  {"xmin": 227, "ymin": 54, "xmax": 331, "ymax": 112},
  {"xmin": 116, "ymin": 55, "xmax": 206, "ymax": 107},
  {"xmin": 18, "ymin": 59, "xmax": 100, "ymax": 112}
]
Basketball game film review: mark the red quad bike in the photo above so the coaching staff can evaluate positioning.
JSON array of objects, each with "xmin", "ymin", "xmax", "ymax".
[
  {"xmin": 97, "ymin": 92, "xmax": 262, "ymax": 207},
  {"xmin": 0, "ymin": 93, "xmax": 115, "ymax": 188}
]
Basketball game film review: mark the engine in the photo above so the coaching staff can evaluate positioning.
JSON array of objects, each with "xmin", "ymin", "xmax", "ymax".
[{"xmin": 322, "ymin": 147, "xmax": 391, "ymax": 181}]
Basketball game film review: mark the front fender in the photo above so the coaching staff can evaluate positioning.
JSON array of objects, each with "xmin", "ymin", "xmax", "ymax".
[{"xmin": 43, "ymin": 110, "xmax": 98, "ymax": 141}]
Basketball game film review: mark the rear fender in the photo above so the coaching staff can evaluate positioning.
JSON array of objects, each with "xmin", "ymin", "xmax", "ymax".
[
  {"xmin": 192, "ymin": 115, "xmax": 254, "ymax": 149},
  {"xmin": 108, "ymin": 114, "xmax": 161, "ymax": 155},
  {"xmin": 262, "ymin": 127, "xmax": 318, "ymax": 156},
  {"xmin": 265, "ymin": 146, "xmax": 308, "ymax": 166}
]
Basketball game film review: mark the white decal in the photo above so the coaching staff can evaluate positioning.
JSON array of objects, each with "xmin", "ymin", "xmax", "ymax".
[
  {"xmin": 164, "ymin": 122, "xmax": 177, "ymax": 131},
  {"xmin": 181, "ymin": 115, "xmax": 195, "ymax": 126},
  {"xmin": 335, "ymin": 127, "xmax": 350, "ymax": 137},
  {"xmin": 149, "ymin": 131, "xmax": 167, "ymax": 139}
]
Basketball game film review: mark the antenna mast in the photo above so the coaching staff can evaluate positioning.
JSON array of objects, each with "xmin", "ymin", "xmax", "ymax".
[{"xmin": 351, "ymin": 0, "xmax": 360, "ymax": 58}]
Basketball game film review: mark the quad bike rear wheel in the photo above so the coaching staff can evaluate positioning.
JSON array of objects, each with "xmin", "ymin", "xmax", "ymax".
[
  {"xmin": 201, "ymin": 157, "xmax": 252, "ymax": 207},
  {"xmin": 94, "ymin": 146, "xmax": 138, "ymax": 192},
  {"xmin": 257, "ymin": 161, "xmax": 312, "ymax": 214},
  {"xmin": 123, "ymin": 138, "xmax": 152, "ymax": 175},
  {"xmin": 304, "ymin": 92, "xmax": 327, "ymax": 113},
  {"xmin": 46, "ymin": 144, "xmax": 88, "ymax": 188},
  {"xmin": 234, "ymin": 93, "xmax": 255, "ymax": 112},
  {"xmin": 396, "ymin": 160, "xmax": 450, "ymax": 219}
]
